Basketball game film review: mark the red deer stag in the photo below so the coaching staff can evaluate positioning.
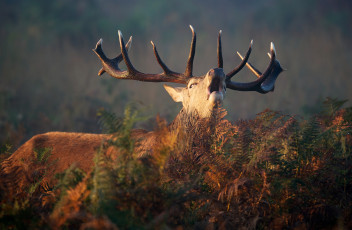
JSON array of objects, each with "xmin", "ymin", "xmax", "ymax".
[{"xmin": 0, "ymin": 26, "xmax": 284, "ymax": 196}]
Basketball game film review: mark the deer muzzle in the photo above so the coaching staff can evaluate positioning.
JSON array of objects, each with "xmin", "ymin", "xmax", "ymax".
[{"xmin": 206, "ymin": 68, "xmax": 226, "ymax": 102}]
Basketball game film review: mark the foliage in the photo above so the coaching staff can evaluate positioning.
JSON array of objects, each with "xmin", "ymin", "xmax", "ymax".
[
  {"xmin": 33, "ymin": 147, "xmax": 52, "ymax": 163},
  {"xmin": 0, "ymin": 143, "xmax": 12, "ymax": 162},
  {"xmin": 1, "ymin": 99, "xmax": 352, "ymax": 229}
]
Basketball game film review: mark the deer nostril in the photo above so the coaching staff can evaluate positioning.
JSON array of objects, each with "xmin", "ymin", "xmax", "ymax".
[{"xmin": 208, "ymin": 68, "xmax": 225, "ymax": 79}]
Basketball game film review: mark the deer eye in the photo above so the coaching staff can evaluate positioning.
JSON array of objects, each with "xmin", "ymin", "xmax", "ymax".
[{"xmin": 189, "ymin": 83, "xmax": 198, "ymax": 89}]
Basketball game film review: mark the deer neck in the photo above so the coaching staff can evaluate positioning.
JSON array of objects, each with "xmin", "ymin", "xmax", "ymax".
[
  {"xmin": 134, "ymin": 108, "xmax": 221, "ymax": 158},
  {"xmin": 168, "ymin": 108, "xmax": 217, "ymax": 136}
]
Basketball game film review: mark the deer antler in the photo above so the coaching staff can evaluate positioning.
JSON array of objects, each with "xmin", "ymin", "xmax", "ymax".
[
  {"xmin": 217, "ymin": 31, "xmax": 253, "ymax": 77},
  {"xmin": 94, "ymin": 26, "xmax": 284, "ymax": 92},
  {"xmin": 93, "ymin": 25, "xmax": 197, "ymax": 84},
  {"xmin": 236, "ymin": 49, "xmax": 285, "ymax": 93},
  {"xmin": 216, "ymin": 29, "xmax": 283, "ymax": 94},
  {"xmin": 225, "ymin": 42, "xmax": 274, "ymax": 93},
  {"xmin": 226, "ymin": 43, "xmax": 283, "ymax": 94}
]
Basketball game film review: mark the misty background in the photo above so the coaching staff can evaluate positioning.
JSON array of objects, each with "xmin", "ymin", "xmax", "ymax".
[{"xmin": 1, "ymin": 0, "xmax": 351, "ymax": 147}]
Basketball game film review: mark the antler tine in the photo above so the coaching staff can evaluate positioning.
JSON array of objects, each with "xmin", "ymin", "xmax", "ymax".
[
  {"xmin": 93, "ymin": 38, "xmax": 107, "ymax": 62},
  {"xmin": 260, "ymin": 44, "xmax": 285, "ymax": 92},
  {"xmin": 226, "ymin": 42, "xmax": 281, "ymax": 93},
  {"xmin": 149, "ymin": 26, "xmax": 197, "ymax": 81},
  {"xmin": 92, "ymin": 36, "xmax": 132, "ymax": 76},
  {"xmin": 93, "ymin": 29, "xmax": 194, "ymax": 84},
  {"xmin": 118, "ymin": 30, "xmax": 139, "ymax": 75},
  {"xmin": 217, "ymin": 30, "xmax": 223, "ymax": 68},
  {"xmin": 226, "ymin": 40, "xmax": 253, "ymax": 79},
  {"xmin": 237, "ymin": 43, "xmax": 281, "ymax": 81},
  {"xmin": 112, "ymin": 36, "xmax": 132, "ymax": 68},
  {"xmin": 237, "ymin": 44, "xmax": 286, "ymax": 82},
  {"xmin": 184, "ymin": 25, "xmax": 196, "ymax": 77},
  {"xmin": 150, "ymin": 41, "xmax": 175, "ymax": 75},
  {"xmin": 260, "ymin": 42, "xmax": 276, "ymax": 77},
  {"xmin": 237, "ymin": 47, "xmax": 264, "ymax": 79},
  {"xmin": 93, "ymin": 38, "xmax": 108, "ymax": 76}
]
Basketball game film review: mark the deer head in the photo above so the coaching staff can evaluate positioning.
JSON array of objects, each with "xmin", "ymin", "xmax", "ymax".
[{"xmin": 93, "ymin": 26, "xmax": 284, "ymax": 118}]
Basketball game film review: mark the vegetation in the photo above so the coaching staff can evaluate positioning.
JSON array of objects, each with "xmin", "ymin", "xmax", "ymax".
[{"xmin": 0, "ymin": 98, "xmax": 351, "ymax": 229}]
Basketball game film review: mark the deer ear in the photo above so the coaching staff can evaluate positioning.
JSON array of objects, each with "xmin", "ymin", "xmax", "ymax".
[{"xmin": 163, "ymin": 84, "xmax": 183, "ymax": 102}]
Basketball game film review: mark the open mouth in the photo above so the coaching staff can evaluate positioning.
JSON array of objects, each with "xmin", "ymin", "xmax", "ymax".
[{"xmin": 207, "ymin": 76, "xmax": 224, "ymax": 100}]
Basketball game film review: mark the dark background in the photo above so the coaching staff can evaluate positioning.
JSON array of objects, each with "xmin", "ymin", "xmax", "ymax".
[{"xmin": 1, "ymin": 0, "xmax": 351, "ymax": 147}]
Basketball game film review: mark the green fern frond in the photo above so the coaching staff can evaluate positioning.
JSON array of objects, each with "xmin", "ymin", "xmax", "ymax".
[
  {"xmin": 55, "ymin": 164, "xmax": 86, "ymax": 196},
  {"xmin": 90, "ymin": 145, "xmax": 116, "ymax": 216},
  {"xmin": 0, "ymin": 143, "xmax": 12, "ymax": 155},
  {"xmin": 33, "ymin": 147, "xmax": 52, "ymax": 163},
  {"xmin": 97, "ymin": 108, "xmax": 123, "ymax": 134}
]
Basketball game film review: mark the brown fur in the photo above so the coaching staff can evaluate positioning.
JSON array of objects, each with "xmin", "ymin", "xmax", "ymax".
[
  {"xmin": 0, "ymin": 132, "xmax": 104, "ymax": 196},
  {"xmin": 0, "ymin": 130, "xmax": 156, "ymax": 197}
]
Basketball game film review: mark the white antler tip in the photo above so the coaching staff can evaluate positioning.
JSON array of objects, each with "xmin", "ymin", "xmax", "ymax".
[
  {"xmin": 125, "ymin": 36, "xmax": 132, "ymax": 51},
  {"xmin": 270, "ymin": 42, "xmax": 276, "ymax": 54},
  {"xmin": 219, "ymin": 30, "xmax": 222, "ymax": 35},
  {"xmin": 150, "ymin": 40, "xmax": 154, "ymax": 46},
  {"xmin": 118, "ymin": 30, "xmax": 123, "ymax": 39},
  {"xmin": 250, "ymin": 39, "xmax": 254, "ymax": 46},
  {"xmin": 94, "ymin": 38, "xmax": 103, "ymax": 50},
  {"xmin": 189, "ymin": 25, "xmax": 194, "ymax": 32}
]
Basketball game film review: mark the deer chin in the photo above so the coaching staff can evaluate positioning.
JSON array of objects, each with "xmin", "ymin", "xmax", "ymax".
[
  {"xmin": 208, "ymin": 91, "xmax": 224, "ymax": 104},
  {"xmin": 207, "ymin": 78, "xmax": 225, "ymax": 104}
]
